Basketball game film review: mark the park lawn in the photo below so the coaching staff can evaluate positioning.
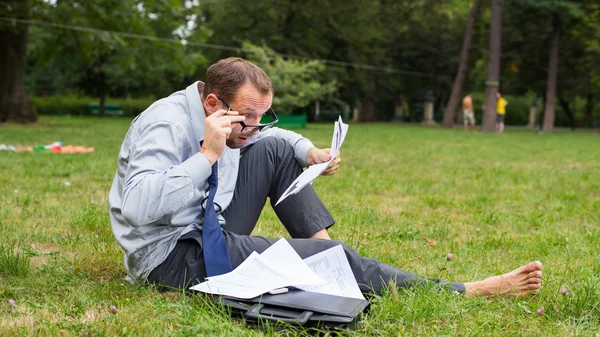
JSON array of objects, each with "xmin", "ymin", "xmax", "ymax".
[{"xmin": 1, "ymin": 116, "xmax": 599, "ymax": 336}]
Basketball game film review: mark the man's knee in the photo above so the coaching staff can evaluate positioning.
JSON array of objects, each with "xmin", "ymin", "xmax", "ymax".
[
  {"xmin": 245, "ymin": 137, "xmax": 295, "ymax": 165},
  {"xmin": 254, "ymin": 136, "xmax": 292, "ymax": 153}
]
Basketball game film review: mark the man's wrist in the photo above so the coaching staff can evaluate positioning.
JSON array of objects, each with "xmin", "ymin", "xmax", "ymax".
[
  {"xmin": 200, "ymin": 147, "xmax": 219, "ymax": 165},
  {"xmin": 306, "ymin": 147, "xmax": 316, "ymax": 166}
]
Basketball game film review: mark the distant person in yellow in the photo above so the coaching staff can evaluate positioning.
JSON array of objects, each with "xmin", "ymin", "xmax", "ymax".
[
  {"xmin": 462, "ymin": 93, "xmax": 475, "ymax": 132},
  {"xmin": 496, "ymin": 92, "xmax": 508, "ymax": 133}
]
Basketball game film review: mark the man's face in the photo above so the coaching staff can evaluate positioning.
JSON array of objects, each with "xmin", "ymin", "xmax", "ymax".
[{"xmin": 223, "ymin": 82, "xmax": 273, "ymax": 148}]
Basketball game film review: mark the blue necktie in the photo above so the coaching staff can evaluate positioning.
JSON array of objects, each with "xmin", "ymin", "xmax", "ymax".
[{"xmin": 202, "ymin": 159, "xmax": 233, "ymax": 277}]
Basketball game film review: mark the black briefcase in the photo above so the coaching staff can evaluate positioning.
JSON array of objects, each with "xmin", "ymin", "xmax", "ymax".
[{"xmin": 217, "ymin": 289, "xmax": 370, "ymax": 330}]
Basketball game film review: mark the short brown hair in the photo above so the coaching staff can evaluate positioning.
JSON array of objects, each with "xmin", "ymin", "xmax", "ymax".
[{"xmin": 204, "ymin": 57, "xmax": 273, "ymax": 102}]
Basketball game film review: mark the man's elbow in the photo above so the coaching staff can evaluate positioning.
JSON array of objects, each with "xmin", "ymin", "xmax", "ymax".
[
  {"xmin": 121, "ymin": 205, "xmax": 147, "ymax": 227},
  {"xmin": 120, "ymin": 196, "xmax": 156, "ymax": 227}
]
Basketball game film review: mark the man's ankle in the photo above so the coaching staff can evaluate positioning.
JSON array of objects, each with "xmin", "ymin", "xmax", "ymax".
[{"xmin": 310, "ymin": 229, "xmax": 331, "ymax": 240}]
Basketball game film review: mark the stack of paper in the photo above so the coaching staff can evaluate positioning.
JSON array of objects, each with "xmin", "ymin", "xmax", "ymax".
[{"xmin": 190, "ymin": 239, "xmax": 365, "ymax": 300}]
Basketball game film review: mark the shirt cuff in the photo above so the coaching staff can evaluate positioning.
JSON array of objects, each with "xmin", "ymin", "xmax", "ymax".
[
  {"xmin": 180, "ymin": 151, "xmax": 212, "ymax": 187},
  {"xmin": 294, "ymin": 138, "xmax": 315, "ymax": 167}
]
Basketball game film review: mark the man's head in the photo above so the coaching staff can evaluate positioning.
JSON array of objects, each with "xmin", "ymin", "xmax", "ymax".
[
  {"xmin": 202, "ymin": 57, "xmax": 275, "ymax": 148},
  {"xmin": 496, "ymin": 92, "xmax": 502, "ymax": 98}
]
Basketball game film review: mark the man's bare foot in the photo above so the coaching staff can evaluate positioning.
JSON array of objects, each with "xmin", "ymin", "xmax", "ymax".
[{"xmin": 464, "ymin": 261, "xmax": 543, "ymax": 297}]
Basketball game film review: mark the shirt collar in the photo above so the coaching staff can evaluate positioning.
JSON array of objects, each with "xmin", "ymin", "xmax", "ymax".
[{"xmin": 186, "ymin": 81, "xmax": 206, "ymax": 140}]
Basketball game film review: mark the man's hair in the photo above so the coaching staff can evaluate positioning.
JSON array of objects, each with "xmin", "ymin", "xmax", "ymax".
[{"xmin": 204, "ymin": 57, "xmax": 273, "ymax": 101}]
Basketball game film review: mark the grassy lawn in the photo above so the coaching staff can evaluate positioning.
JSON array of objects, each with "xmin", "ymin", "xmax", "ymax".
[{"xmin": 1, "ymin": 116, "xmax": 599, "ymax": 336}]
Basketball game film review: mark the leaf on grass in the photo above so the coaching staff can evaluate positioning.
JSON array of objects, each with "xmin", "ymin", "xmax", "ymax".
[{"xmin": 421, "ymin": 237, "xmax": 437, "ymax": 246}]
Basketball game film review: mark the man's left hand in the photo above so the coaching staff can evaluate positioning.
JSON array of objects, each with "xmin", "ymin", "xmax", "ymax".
[{"xmin": 306, "ymin": 147, "xmax": 342, "ymax": 176}]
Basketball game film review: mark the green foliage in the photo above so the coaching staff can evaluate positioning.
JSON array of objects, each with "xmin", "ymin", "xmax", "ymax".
[
  {"xmin": 25, "ymin": 0, "xmax": 206, "ymax": 99},
  {"xmin": 200, "ymin": 0, "xmax": 463, "ymax": 116},
  {"xmin": 8, "ymin": 0, "xmax": 600, "ymax": 125},
  {"xmin": 30, "ymin": 96, "xmax": 154, "ymax": 116},
  {"xmin": 242, "ymin": 42, "xmax": 338, "ymax": 113}
]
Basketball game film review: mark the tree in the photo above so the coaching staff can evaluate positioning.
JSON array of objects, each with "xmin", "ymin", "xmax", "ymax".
[
  {"xmin": 538, "ymin": 1, "xmax": 584, "ymax": 132},
  {"xmin": 573, "ymin": 0, "xmax": 600, "ymax": 127},
  {"xmin": 201, "ymin": 0, "xmax": 388, "ymax": 121},
  {"xmin": 542, "ymin": 13, "xmax": 560, "ymax": 132},
  {"xmin": 27, "ymin": 0, "xmax": 204, "ymax": 115},
  {"xmin": 0, "ymin": 0, "xmax": 37, "ymax": 123},
  {"xmin": 383, "ymin": 0, "xmax": 472, "ymax": 122},
  {"xmin": 443, "ymin": 0, "xmax": 483, "ymax": 127},
  {"xmin": 242, "ymin": 42, "xmax": 338, "ymax": 113},
  {"xmin": 482, "ymin": 0, "xmax": 503, "ymax": 132},
  {"xmin": 499, "ymin": 0, "xmax": 585, "ymax": 130}
]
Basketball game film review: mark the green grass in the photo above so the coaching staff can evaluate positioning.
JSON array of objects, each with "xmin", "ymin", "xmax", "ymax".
[{"xmin": 1, "ymin": 116, "xmax": 599, "ymax": 336}]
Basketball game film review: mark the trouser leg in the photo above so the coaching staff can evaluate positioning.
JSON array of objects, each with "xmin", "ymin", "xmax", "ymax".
[
  {"xmin": 224, "ymin": 232, "xmax": 466, "ymax": 294},
  {"xmin": 222, "ymin": 137, "xmax": 335, "ymax": 238},
  {"xmin": 148, "ymin": 230, "xmax": 465, "ymax": 294}
]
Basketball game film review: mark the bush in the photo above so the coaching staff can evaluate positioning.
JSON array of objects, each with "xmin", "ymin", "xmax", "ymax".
[
  {"xmin": 31, "ymin": 95, "xmax": 89, "ymax": 116},
  {"xmin": 115, "ymin": 97, "xmax": 156, "ymax": 116},
  {"xmin": 31, "ymin": 96, "xmax": 155, "ymax": 117}
]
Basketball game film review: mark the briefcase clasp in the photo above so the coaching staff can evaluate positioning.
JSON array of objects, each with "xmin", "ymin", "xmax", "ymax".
[{"xmin": 245, "ymin": 303, "xmax": 313, "ymax": 325}]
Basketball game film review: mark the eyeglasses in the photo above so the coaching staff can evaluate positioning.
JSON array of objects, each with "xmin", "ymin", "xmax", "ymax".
[{"xmin": 216, "ymin": 95, "xmax": 279, "ymax": 134}]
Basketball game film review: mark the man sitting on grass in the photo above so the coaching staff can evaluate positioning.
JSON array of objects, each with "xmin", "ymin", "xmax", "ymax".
[{"xmin": 109, "ymin": 57, "xmax": 542, "ymax": 297}]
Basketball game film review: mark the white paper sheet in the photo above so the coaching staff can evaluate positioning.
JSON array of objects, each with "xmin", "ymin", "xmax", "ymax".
[
  {"xmin": 189, "ymin": 239, "xmax": 324, "ymax": 299},
  {"xmin": 275, "ymin": 116, "xmax": 349, "ymax": 206},
  {"xmin": 297, "ymin": 245, "xmax": 365, "ymax": 300},
  {"xmin": 258, "ymin": 239, "xmax": 325, "ymax": 286},
  {"xmin": 190, "ymin": 252, "xmax": 285, "ymax": 299}
]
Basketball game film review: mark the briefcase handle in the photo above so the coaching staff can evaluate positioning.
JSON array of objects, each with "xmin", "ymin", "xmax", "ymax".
[{"xmin": 245, "ymin": 303, "xmax": 313, "ymax": 325}]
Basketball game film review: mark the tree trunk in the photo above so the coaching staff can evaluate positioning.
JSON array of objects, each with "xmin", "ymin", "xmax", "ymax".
[
  {"xmin": 558, "ymin": 97, "xmax": 575, "ymax": 131},
  {"xmin": 0, "ymin": 0, "xmax": 38, "ymax": 123},
  {"xmin": 537, "ymin": 91, "xmax": 545, "ymax": 130},
  {"xmin": 542, "ymin": 14, "xmax": 560, "ymax": 133},
  {"xmin": 482, "ymin": 0, "xmax": 502, "ymax": 132},
  {"xmin": 443, "ymin": 0, "xmax": 482, "ymax": 127},
  {"xmin": 580, "ymin": 92, "xmax": 593, "ymax": 127},
  {"xmin": 358, "ymin": 79, "xmax": 376, "ymax": 122}
]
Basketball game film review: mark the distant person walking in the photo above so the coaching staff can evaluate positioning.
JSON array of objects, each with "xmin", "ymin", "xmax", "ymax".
[
  {"xmin": 496, "ymin": 92, "xmax": 508, "ymax": 133},
  {"xmin": 462, "ymin": 93, "xmax": 476, "ymax": 132}
]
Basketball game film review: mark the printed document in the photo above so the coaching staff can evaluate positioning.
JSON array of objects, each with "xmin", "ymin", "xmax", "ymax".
[
  {"xmin": 275, "ymin": 116, "xmax": 349, "ymax": 206},
  {"xmin": 190, "ymin": 239, "xmax": 324, "ymax": 299},
  {"xmin": 297, "ymin": 245, "xmax": 365, "ymax": 300},
  {"xmin": 190, "ymin": 239, "xmax": 365, "ymax": 300}
]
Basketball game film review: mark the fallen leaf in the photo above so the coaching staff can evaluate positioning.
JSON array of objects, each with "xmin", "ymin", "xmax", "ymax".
[{"xmin": 421, "ymin": 237, "xmax": 437, "ymax": 246}]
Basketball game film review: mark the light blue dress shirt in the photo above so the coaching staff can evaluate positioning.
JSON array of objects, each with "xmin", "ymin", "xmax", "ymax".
[{"xmin": 109, "ymin": 82, "xmax": 314, "ymax": 283}]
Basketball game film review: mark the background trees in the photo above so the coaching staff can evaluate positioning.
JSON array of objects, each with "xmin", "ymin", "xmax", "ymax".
[
  {"xmin": 242, "ymin": 42, "xmax": 338, "ymax": 113},
  {"xmin": 1, "ymin": 0, "xmax": 597, "ymax": 129},
  {"xmin": 25, "ymin": 0, "xmax": 203, "ymax": 116},
  {"xmin": 443, "ymin": 0, "xmax": 483, "ymax": 127}
]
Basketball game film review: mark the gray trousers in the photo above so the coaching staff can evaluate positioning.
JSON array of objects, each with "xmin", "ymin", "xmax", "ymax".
[{"xmin": 148, "ymin": 137, "xmax": 465, "ymax": 294}]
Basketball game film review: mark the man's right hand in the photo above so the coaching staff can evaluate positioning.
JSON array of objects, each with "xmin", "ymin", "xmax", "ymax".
[{"xmin": 200, "ymin": 109, "xmax": 245, "ymax": 165}]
